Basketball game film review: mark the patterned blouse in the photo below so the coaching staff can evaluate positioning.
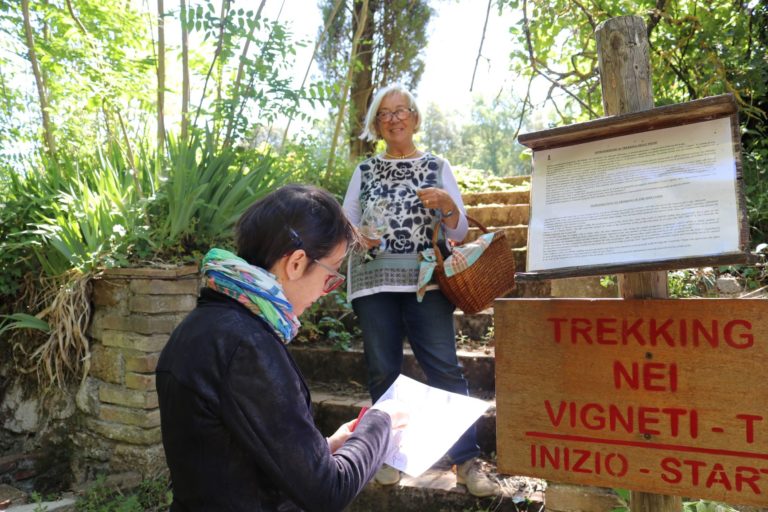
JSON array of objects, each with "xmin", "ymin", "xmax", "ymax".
[{"xmin": 342, "ymin": 153, "xmax": 468, "ymax": 301}]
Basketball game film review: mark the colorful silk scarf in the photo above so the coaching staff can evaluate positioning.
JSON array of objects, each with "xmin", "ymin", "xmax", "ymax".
[{"xmin": 201, "ymin": 248, "xmax": 300, "ymax": 344}]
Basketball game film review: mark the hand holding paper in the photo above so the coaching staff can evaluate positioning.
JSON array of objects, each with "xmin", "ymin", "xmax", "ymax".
[
  {"xmin": 371, "ymin": 399, "xmax": 410, "ymax": 430},
  {"xmin": 374, "ymin": 375, "xmax": 490, "ymax": 477}
]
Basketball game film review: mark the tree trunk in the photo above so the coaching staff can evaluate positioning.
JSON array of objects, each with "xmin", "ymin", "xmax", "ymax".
[
  {"xmin": 157, "ymin": 0, "xmax": 166, "ymax": 158},
  {"xmin": 214, "ymin": 0, "xmax": 230, "ymax": 140},
  {"xmin": 596, "ymin": 15, "xmax": 678, "ymax": 512},
  {"xmin": 21, "ymin": 0, "xmax": 56, "ymax": 157},
  {"xmin": 326, "ymin": 0, "xmax": 368, "ymax": 181},
  {"xmin": 180, "ymin": 0, "xmax": 190, "ymax": 143},
  {"xmin": 349, "ymin": 0, "xmax": 376, "ymax": 160}
]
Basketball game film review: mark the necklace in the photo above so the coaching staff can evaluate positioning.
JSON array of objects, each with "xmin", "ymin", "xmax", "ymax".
[{"xmin": 384, "ymin": 148, "xmax": 419, "ymax": 159}]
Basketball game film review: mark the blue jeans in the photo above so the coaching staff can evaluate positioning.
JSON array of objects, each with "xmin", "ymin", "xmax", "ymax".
[{"xmin": 352, "ymin": 290, "xmax": 480, "ymax": 464}]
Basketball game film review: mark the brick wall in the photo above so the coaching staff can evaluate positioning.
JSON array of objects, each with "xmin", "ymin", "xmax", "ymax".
[{"xmin": 75, "ymin": 266, "xmax": 200, "ymax": 482}]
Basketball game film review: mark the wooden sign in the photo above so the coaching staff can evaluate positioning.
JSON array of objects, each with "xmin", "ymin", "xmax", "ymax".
[
  {"xmin": 516, "ymin": 95, "xmax": 753, "ymax": 281},
  {"xmin": 495, "ymin": 298, "xmax": 768, "ymax": 507}
]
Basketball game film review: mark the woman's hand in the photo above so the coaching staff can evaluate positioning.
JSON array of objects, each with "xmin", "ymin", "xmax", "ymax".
[
  {"xmin": 360, "ymin": 235, "xmax": 382, "ymax": 250},
  {"xmin": 371, "ymin": 398, "xmax": 410, "ymax": 431},
  {"xmin": 327, "ymin": 400, "xmax": 409, "ymax": 453},
  {"xmin": 326, "ymin": 419, "xmax": 356, "ymax": 454},
  {"xmin": 416, "ymin": 188, "xmax": 459, "ymax": 229}
]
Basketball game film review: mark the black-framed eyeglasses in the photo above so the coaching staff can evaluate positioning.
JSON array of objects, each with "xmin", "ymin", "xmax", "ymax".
[
  {"xmin": 375, "ymin": 108, "xmax": 415, "ymax": 123},
  {"xmin": 313, "ymin": 259, "xmax": 346, "ymax": 294}
]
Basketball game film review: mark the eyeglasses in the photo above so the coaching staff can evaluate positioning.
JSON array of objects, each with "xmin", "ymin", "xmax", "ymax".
[
  {"xmin": 288, "ymin": 227, "xmax": 346, "ymax": 294},
  {"xmin": 313, "ymin": 259, "xmax": 346, "ymax": 294},
  {"xmin": 375, "ymin": 108, "xmax": 415, "ymax": 123}
]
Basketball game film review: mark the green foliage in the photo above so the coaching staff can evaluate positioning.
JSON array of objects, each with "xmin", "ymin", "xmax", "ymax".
[
  {"xmin": 317, "ymin": 0, "xmax": 432, "ymax": 91},
  {"xmin": 742, "ymin": 125, "xmax": 768, "ymax": 245},
  {"xmin": 296, "ymin": 290, "xmax": 360, "ymax": 351},
  {"xmin": 155, "ymin": 129, "xmax": 282, "ymax": 260},
  {"xmin": 668, "ymin": 269, "xmax": 716, "ymax": 298},
  {"xmin": 682, "ymin": 501, "xmax": 739, "ymax": 512},
  {"xmin": 0, "ymin": 313, "xmax": 49, "ymax": 337},
  {"xmin": 276, "ymin": 129, "xmax": 357, "ymax": 199},
  {"xmin": 75, "ymin": 476, "xmax": 171, "ymax": 512},
  {"xmin": 0, "ymin": 0, "xmax": 154, "ymax": 165},
  {"xmin": 610, "ymin": 491, "xmax": 740, "ymax": 512},
  {"xmin": 719, "ymin": 263, "xmax": 767, "ymax": 291},
  {"xmin": 453, "ymin": 166, "xmax": 527, "ymax": 194},
  {"xmin": 417, "ymin": 93, "xmax": 533, "ymax": 176}
]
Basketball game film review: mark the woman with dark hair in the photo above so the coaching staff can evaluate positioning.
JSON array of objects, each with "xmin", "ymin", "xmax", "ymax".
[{"xmin": 156, "ymin": 184, "xmax": 408, "ymax": 512}]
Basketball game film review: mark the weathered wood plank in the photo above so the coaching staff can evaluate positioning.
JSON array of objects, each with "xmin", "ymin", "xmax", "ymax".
[{"xmin": 495, "ymin": 298, "xmax": 768, "ymax": 508}]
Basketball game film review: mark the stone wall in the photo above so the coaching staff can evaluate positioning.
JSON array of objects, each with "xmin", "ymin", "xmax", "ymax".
[{"xmin": 74, "ymin": 266, "xmax": 200, "ymax": 483}]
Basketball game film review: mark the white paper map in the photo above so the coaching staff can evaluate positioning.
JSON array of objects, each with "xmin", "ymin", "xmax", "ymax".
[{"xmin": 375, "ymin": 374, "xmax": 490, "ymax": 477}]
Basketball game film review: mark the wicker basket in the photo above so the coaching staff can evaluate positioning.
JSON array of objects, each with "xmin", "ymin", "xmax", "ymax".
[{"xmin": 432, "ymin": 215, "xmax": 516, "ymax": 314}]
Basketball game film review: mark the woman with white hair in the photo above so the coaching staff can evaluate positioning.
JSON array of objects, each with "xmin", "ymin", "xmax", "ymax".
[{"xmin": 342, "ymin": 84, "xmax": 499, "ymax": 497}]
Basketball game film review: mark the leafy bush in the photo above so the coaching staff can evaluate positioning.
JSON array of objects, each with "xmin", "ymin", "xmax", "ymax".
[
  {"xmin": 453, "ymin": 165, "xmax": 529, "ymax": 194},
  {"xmin": 74, "ymin": 476, "xmax": 171, "ymax": 512},
  {"xmin": 296, "ymin": 291, "xmax": 360, "ymax": 351}
]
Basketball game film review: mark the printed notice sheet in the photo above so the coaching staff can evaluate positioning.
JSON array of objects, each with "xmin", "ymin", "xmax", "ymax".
[
  {"xmin": 527, "ymin": 117, "xmax": 740, "ymax": 271},
  {"xmin": 375, "ymin": 374, "xmax": 490, "ymax": 477}
]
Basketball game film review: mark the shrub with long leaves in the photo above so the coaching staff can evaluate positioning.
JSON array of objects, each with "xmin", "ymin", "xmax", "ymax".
[{"xmin": 157, "ymin": 129, "xmax": 283, "ymax": 258}]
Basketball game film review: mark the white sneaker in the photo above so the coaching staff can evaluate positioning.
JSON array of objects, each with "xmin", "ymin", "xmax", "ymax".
[
  {"xmin": 374, "ymin": 464, "xmax": 401, "ymax": 485},
  {"xmin": 456, "ymin": 458, "xmax": 499, "ymax": 497}
]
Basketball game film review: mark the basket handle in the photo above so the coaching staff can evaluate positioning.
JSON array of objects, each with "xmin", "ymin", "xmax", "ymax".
[{"xmin": 431, "ymin": 214, "xmax": 490, "ymax": 268}]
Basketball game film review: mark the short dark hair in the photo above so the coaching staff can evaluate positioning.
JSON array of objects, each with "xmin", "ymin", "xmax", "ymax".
[{"xmin": 235, "ymin": 184, "xmax": 355, "ymax": 270}]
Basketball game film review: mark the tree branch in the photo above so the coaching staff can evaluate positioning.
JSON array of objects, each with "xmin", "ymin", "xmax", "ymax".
[
  {"xmin": 646, "ymin": 0, "xmax": 667, "ymax": 37},
  {"xmin": 21, "ymin": 0, "xmax": 56, "ymax": 156},
  {"xmin": 470, "ymin": 0, "xmax": 492, "ymax": 92},
  {"xmin": 279, "ymin": 0, "xmax": 344, "ymax": 148},
  {"xmin": 224, "ymin": 0, "xmax": 267, "ymax": 147},
  {"xmin": 193, "ymin": 0, "xmax": 232, "ymax": 130},
  {"xmin": 65, "ymin": 0, "xmax": 88, "ymax": 36},
  {"xmin": 512, "ymin": 73, "xmax": 535, "ymax": 142},
  {"xmin": 325, "ymin": 0, "xmax": 368, "ymax": 182}
]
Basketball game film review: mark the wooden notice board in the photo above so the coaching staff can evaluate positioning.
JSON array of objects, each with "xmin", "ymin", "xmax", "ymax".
[
  {"xmin": 515, "ymin": 94, "xmax": 753, "ymax": 281},
  {"xmin": 495, "ymin": 298, "xmax": 768, "ymax": 507}
]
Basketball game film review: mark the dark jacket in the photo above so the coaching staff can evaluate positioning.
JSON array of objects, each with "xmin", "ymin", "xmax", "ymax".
[{"xmin": 156, "ymin": 289, "xmax": 392, "ymax": 512}]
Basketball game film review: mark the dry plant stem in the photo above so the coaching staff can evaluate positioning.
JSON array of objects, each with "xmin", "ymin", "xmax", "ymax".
[{"xmin": 23, "ymin": 270, "xmax": 93, "ymax": 390}]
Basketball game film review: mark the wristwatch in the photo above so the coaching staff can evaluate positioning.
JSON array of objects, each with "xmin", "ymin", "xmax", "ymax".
[{"xmin": 442, "ymin": 209, "xmax": 455, "ymax": 218}]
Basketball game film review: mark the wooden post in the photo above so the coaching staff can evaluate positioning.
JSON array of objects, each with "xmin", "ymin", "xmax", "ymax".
[{"xmin": 595, "ymin": 16, "xmax": 680, "ymax": 512}]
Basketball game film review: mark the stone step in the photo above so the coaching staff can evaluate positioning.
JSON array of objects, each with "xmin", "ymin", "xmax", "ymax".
[
  {"xmin": 500, "ymin": 175, "xmax": 532, "ymax": 187},
  {"xmin": 347, "ymin": 464, "xmax": 545, "ymax": 512},
  {"xmin": 462, "ymin": 189, "xmax": 530, "ymax": 207},
  {"xmin": 307, "ymin": 382, "xmax": 497, "ymax": 460},
  {"xmin": 465, "ymin": 225, "xmax": 528, "ymax": 250},
  {"xmin": 465, "ymin": 204, "xmax": 530, "ymax": 227},
  {"xmin": 289, "ymin": 345, "xmax": 496, "ymax": 394}
]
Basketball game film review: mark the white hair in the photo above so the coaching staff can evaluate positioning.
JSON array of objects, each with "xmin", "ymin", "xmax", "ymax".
[{"xmin": 359, "ymin": 84, "xmax": 422, "ymax": 142}]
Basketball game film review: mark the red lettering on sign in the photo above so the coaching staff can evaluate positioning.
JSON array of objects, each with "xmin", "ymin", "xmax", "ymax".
[
  {"xmin": 622, "ymin": 319, "xmax": 646, "ymax": 345},
  {"xmin": 660, "ymin": 457, "xmax": 766, "ymax": 495},
  {"xmin": 530, "ymin": 444, "xmax": 628, "ymax": 477},
  {"xmin": 692, "ymin": 320, "xmax": 718, "ymax": 348},
  {"xmin": 735, "ymin": 466, "xmax": 761, "ymax": 494},
  {"xmin": 542, "ymin": 401, "xmax": 699, "ymax": 438},
  {"xmin": 650, "ymin": 319, "xmax": 675, "ymax": 346},
  {"xmin": 613, "ymin": 361, "xmax": 678, "ymax": 392},
  {"xmin": 724, "ymin": 319, "xmax": 754, "ymax": 348},
  {"xmin": 572, "ymin": 318, "xmax": 593, "ymax": 344},
  {"xmin": 547, "ymin": 317, "xmax": 567, "ymax": 343},
  {"xmin": 544, "ymin": 317, "xmax": 754, "ymax": 348},
  {"xmin": 736, "ymin": 414, "xmax": 764, "ymax": 444},
  {"xmin": 596, "ymin": 318, "xmax": 618, "ymax": 344}
]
